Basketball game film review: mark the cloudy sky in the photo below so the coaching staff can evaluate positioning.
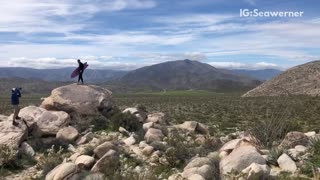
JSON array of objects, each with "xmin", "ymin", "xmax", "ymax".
[{"xmin": 0, "ymin": 0, "xmax": 319, "ymax": 70}]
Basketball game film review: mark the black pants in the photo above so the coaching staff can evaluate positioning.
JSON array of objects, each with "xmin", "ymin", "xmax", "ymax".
[{"xmin": 78, "ymin": 70, "xmax": 84, "ymax": 83}]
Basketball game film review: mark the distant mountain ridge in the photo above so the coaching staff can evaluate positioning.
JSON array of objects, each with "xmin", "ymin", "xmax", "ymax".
[
  {"xmin": 231, "ymin": 69, "xmax": 282, "ymax": 81},
  {"xmin": 117, "ymin": 59, "xmax": 261, "ymax": 91},
  {"xmin": 243, "ymin": 60, "xmax": 320, "ymax": 97},
  {"xmin": 0, "ymin": 67, "xmax": 127, "ymax": 82}
]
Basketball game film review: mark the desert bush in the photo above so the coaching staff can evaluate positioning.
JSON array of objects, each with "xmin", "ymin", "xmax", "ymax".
[
  {"xmin": 301, "ymin": 137, "xmax": 320, "ymax": 178},
  {"xmin": 267, "ymin": 148, "xmax": 285, "ymax": 166},
  {"xmin": 36, "ymin": 145, "xmax": 68, "ymax": 176},
  {"xmin": 246, "ymin": 104, "xmax": 301, "ymax": 148},
  {"xmin": 0, "ymin": 144, "xmax": 17, "ymax": 168},
  {"xmin": 109, "ymin": 107, "xmax": 141, "ymax": 132}
]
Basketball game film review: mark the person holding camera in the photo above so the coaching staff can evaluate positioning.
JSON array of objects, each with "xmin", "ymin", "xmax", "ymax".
[{"xmin": 11, "ymin": 87, "xmax": 22, "ymax": 126}]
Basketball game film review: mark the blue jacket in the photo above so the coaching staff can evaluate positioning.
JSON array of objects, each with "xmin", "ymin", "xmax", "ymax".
[{"xmin": 11, "ymin": 88, "xmax": 21, "ymax": 105}]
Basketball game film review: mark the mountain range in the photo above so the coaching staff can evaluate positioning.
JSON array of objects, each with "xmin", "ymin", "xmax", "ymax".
[{"xmin": 0, "ymin": 60, "xmax": 285, "ymax": 93}]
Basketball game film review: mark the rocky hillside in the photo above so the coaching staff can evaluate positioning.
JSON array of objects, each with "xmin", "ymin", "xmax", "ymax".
[
  {"xmin": 0, "ymin": 84, "xmax": 319, "ymax": 179},
  {"xmin": 243, "ymin": 61, "xmax": 320, "ymax": 97},
  {"xmin": 118, "ymin": 59, "xmax": 261, "ymax": 91}
]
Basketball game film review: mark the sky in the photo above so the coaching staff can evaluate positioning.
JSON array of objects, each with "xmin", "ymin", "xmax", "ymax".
[{"xmin": 0, "ymin": 0, "xmax": 319, "ymax": 70}]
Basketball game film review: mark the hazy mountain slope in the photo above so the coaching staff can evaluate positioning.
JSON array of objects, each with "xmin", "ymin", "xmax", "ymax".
[
  {"xmin": 118, "ymin": 59, "xmax": 261, "ymax": 91},
  {"xmin": 0, "ymin": 78, "xmax": 69, "ymax": 95},
  {"xmin": 232, "ymin": 69, "xmax": 282, "ymax": 81},
  {"xmin": 243, "ymin": 61, "xmax": 320, "ymax": 97},
  {"xmin": 0, "ymin": 67, "xmax": 127, "ymax": 82}
]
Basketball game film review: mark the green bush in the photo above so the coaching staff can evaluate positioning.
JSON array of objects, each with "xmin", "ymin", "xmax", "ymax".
[
  {"xmin": 109, "ymin": 107, "xmax": 142, "ymax": 132},
  {"xmin": 36, "ymin": 145, "xmax": 68, "ymax": 176},
  {"xmin": 0, "ymin": 144, "xmax": 17, "ymax": 168}
]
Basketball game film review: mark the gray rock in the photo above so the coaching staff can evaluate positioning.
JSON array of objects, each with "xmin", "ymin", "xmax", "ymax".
[
  {"xmin": 91, "ymin": 150, "xmax": 119, "ymax": 173},
  {"xmin": 242, "ymin": 163, "xmax": 270, "ymax": 180},
  {"xmin": 19, "ymin": 142, "xmax": 35, "ymax": 157},
  {"xmin": 280, "ymin": 131, "xmax": 309, "ymax": 149},
  {"xmin": 220, "ymin": 146, "xmax": 266, "ymax": 177},
  {"xmin": 94, "ymin": 141, "xmax": 117, "ymax": 158},
  {"xmin": 56, "ymin": 126, "xmax": 79, "ymax": 142},
  {"xmin": 146, "ymin": 112, "xmax": 169, "ymax": 125},
  {"xmin": 75, "ymin": 155, "xmax": 95, "ymax": 168},
  {"xmin": 0, "ymin": 120, "xmax": 28, "ymax": 149},
  {"xmin": 41, "ymin": 84, "xmax": 113, "ymax": 122},
  {"xmin": 45, "ymin": 162, "xmax": 78, "ymax": 180},
  {"xmin": 277, "ymin": 153, "xmax": 297, "ymax": 173},
  {"xmin": 144, "ymin": 128, "xmax": 164, "ymax": 143}
]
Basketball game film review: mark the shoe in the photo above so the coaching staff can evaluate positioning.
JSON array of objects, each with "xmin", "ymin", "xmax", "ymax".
[
  {"xmin": 16, "ymin": 116, "xmax": 21, "ymax": 120},
  {"xmin": 12, "ymin": 121, "xmax": 19, "ymax": 126}
]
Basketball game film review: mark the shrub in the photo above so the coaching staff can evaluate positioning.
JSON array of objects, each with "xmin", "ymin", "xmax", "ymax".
[
  {"xmin": 0, "ymin": 144, "xmax": 17, "ymax": 168},
  {"xmin": 267, "ymin": 148, "xmax": 285, "ymax": 166},
  {"xmin": 109, "ymin": 107, "xmax": 141, "ymax": 132},
  {"xmin": 36, "ymin": 145, "xmax": 68, "ymax": 176}
]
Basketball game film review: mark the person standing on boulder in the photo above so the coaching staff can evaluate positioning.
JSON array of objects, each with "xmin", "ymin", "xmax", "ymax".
[
  {"xmin": 77, "ymin": 59, "xmax": 85, "ymax": 84},
  {"xmin": 11, "ymin": 87, "xmax": 22, "ymax": 126}
]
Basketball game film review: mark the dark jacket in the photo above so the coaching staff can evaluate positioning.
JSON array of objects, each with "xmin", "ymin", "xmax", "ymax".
[
  {"xmin": 11, "ymin": 88, "xmax": 21, "ymax": 105},
  {"xmin": 78, "ymin": 62, "xmax": 84, "ymax": 71}
]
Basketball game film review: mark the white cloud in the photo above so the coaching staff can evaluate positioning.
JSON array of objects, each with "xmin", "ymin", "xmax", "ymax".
[{"xmin": 208, "ymin": 61, "xmax": 281, "ymax": 70}]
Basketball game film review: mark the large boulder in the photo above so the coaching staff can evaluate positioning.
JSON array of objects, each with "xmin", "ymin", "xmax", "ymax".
[
  {"xmin": 280, "ymin": 131, "xmax": 309, "ymax": 149},
  {"xmin": 18, "ymin": 106, "xmax": 70, "ymax": 136},
  {"xmin": 56, "ymin": 126, "xmax": 79, "ymax": 142},
  {"xmin": 220, "ymin": 146, "xmax": 266, "ymax": 177},
  {"xmin": 0, "ymin": 120, "xmax": 28, "ymax": 148},
  {"xmin": 41, "ymin": 84, "xmax": 113, "ymax": 122},
  {"xmin": 45, "ymin": 162, "xmax": 78, "ymax": 180}
]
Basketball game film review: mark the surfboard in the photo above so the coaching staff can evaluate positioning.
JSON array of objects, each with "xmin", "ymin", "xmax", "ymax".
[{"xmin": 71, "ymin": 62, "xmax": 89, "ymax": 78}]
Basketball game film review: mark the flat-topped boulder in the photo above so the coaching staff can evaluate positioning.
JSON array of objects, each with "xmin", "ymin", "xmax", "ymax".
[
  {"xmin": 0, "ymin": 120, "xmax": 28, "ymax": 148},
  {"xmin": 18, "ymin": 106, "xmax": 70, "ymax": 136},
  {"xmin": 41, "ymin": 84, "xmax": 113, "ymax": 122}
]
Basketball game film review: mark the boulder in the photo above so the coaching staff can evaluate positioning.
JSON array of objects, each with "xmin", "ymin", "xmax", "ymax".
[
  {"xmin": 176, "ymin": 121, "xmax": 209, "ymax": 135},
  {"xmin": 79, "ymin": 132, "xmax": 94, "ymax": 145},
  {"xmin": 36, "ymin": 111, "xmax": 70, "ymax": 136},
  {"xmin": 182, "ymin": 165, "xmax": 214, "ymax": 180},
  {"xmin": 142, "ymin": 145, "xmax": 154, "ymax": 156},
  {"xmin": 94, "ymin": 142, "xmax": 117, "ymax": 158},
  {"xmin": 91, "ymin": 150, "xmax": 119, "ymax": 173},
  {"xmin": 280, "ymin": 131, "xmax": 309, "ymax": 149},
  {"xmin": 45, "ymin": 162, "xmax": 78, "ymax": 180},
  {"xmin": 277, "ymin": 153, "xmax": 297, "ymax": 173},
  {"xmin": 56, "ymin": 126, "xmax": 79, "ymax": 142},
  {"xmin": 295, "ymin": 145, "xmax": 307, "ymax": 153},
  {"xmin": 19, "ymin": 142, "xmax": 35, "ymax": 157},
  {"xmin": 0, "ymin": 115, "xmax": 8, "ymax": 121},
  {"xmin": 184, "ymin": 157, "xmax": 213, "ymax": 170},
  {"xmin": 123, "ymin": 135, "xmax": 136, "ymax": 146},
  {"xmin": 144, "ymin": 128, "xmax": 165, "ymax": 143},
  {"xmin": 41, "ymin": 84, "xmax": 113, "ymax": 121},
  {"xmin": 118, "ymin": 127, "xmax": 130, "ymax": 136},
  {"xmin": 75, "ymin": 155, "xmax": 95, "ymax": 168},
  {"xmin": 304, "ymin": 131, "xmax": 316, "ymax": 137},
  {"xmin": 242, "ymin": 163, "xmax": 270, "ymax": 180},
  {"xmin": 188, "ymin": 174, "xmax": 205, "ymax": 180},
  {"xmin": 143, "ymin": 122, "xmax": 154, "ymax": 132},
  {"xmin": 220, "ymin": 146, "xmax": 266, "ymax": 177},
  {"xmin": 146, "ymin": 112, "xmax": 169, "ymax": 125},
  {"xmin": 0, "ymin": 120, "xmax": 28, "ymax": 148},
  {"xmin": 219, "ymin": 139, "xmax": 241, "ymax": 153},
  {"xmin": 123, "ymin": 107, "xmax": 147, "ymax": 122}
]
